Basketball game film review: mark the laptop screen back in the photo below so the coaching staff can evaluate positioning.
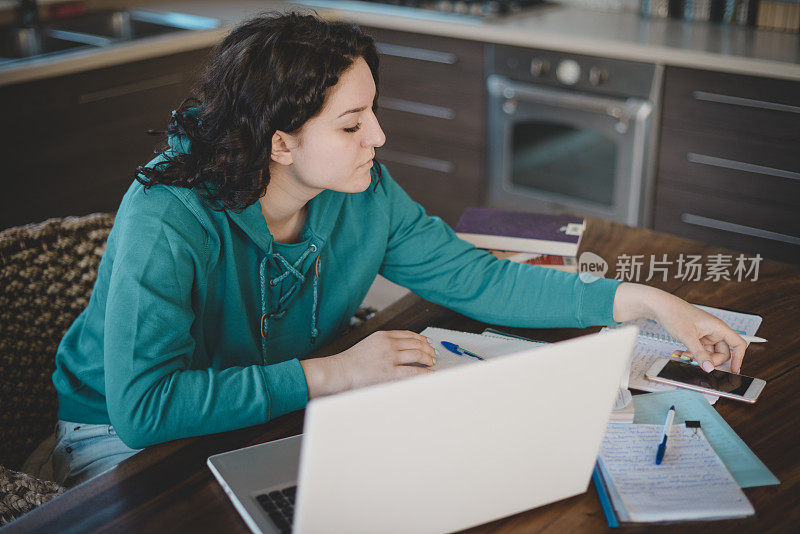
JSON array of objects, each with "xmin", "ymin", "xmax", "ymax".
[{"xmin": 293, "ymin": 326, "xmax": 638, "ymax": 534}]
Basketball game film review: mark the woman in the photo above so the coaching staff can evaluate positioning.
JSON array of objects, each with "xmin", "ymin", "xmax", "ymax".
[{"xmin": 50, "ymin": 12, "xmax": 747, "ymax": 487}]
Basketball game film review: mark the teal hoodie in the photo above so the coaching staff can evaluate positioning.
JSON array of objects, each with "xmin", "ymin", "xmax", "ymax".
[{"xmin": 52, "ymin": 133, "xmax": 622, "ymax": 449}]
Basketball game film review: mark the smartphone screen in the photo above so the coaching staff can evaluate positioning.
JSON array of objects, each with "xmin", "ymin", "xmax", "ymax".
[{"xmin": 657, "ymin": 360, "xmax": 755, "ymax": 396}]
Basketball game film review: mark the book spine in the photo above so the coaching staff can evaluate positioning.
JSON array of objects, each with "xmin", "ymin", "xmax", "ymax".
[
  {"xmin": 710, "ymin": 0, "xmax": 726, "ymax": 21},
  {"xmin": 757, "ymin": 0, "xmax": 799, "ymax": 31},
  {"xmin": 723, "ymin": 0, "xmax": 737, "ymax": 21},
  {"xmin": 592, "ymin": 465, "xmax": 620, "ymax": 528}
]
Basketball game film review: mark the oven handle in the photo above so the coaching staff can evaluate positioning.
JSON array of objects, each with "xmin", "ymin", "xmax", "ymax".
[{"xmin": 487, "ymin": 74, "xmax": 652, "ymax": 133}]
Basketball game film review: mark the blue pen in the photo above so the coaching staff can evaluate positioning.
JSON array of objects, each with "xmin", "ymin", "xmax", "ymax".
[
  {"xmin": 655, "ymin": 405, "xmax": 676, "ymax": 465},
  {"xmin": 440, "ymin": 341, "xmax": 485, "ymax": 361}
]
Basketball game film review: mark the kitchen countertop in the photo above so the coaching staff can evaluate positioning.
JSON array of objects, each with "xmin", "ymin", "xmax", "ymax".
[{"xmin": 0, "ymin": 0, "xmax": 798, "ymax": 88}]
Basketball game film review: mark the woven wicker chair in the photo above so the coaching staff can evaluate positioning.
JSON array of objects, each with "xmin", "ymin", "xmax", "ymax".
[{"xmin": 0, "ymin": 213, "xmax": 115, "ymax": 524}]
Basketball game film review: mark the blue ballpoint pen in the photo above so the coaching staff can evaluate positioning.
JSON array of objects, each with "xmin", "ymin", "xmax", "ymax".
[
  {"xmin": 655, "ymin": 405, "xmax": 676, "ymax": 465},
  {"xmin": 440, "ymin": 341, "xmax": 485, "ymax": 361}
]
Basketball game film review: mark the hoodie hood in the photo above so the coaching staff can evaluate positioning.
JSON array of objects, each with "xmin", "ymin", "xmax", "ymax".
[{"xmin": 164, "ymin": 125, "xmax": 346, "ymax": 348}]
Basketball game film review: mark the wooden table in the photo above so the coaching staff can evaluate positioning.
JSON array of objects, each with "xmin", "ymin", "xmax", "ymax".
[{"xmin": 8, "ymin": 218, "xmax": 800, "ymax": 533}]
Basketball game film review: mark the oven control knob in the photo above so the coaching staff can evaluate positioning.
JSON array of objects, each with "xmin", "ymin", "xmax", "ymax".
[
  {"xmin": 556, "ymin": 59, "xmax": 581, "ymax": 85},
  {"xmin": 529, "ymin": 58, "xmax": 550, "ymax": 77},
  {"xmin": 589, "ymin": 67, "xmax": 608, "ymax": 86}
]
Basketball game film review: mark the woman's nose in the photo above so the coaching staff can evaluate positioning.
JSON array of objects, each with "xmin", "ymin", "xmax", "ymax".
[{"xmin": 363, "ymin": 111, "xmax": 386, "ymax": 148}]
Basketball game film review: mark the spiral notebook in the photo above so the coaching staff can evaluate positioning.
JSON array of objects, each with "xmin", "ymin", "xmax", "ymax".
[{"xmin": 602, "ymin": 304, "xmax": 763, "ymax": 403}]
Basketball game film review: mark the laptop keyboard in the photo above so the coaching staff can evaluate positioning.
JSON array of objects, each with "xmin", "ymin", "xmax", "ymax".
[{"xmin": 255, "ymin": 485, "xmax": 297, "ymax": 533}]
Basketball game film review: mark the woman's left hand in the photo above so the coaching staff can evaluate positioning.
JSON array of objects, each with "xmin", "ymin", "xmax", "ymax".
[{"xmin": 613, "ymin": 282, "xmax": 748, "ymax": 373}]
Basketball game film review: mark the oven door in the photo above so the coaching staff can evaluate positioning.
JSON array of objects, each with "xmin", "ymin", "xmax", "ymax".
[{"xmin": 487, "ymin": 75, "xmax": 654, "ymax": 225}]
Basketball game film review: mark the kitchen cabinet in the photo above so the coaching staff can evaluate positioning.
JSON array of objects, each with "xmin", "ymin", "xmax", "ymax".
[
  {"xmin": 0, "ymin": 47, "xmax": 211, "ymax": 229},
  {"xmin": 361, "ymin": 27, "xmax": 486, "ymax": 226},
  {"xmin": 653, "ymin": 66, "xmax": 800, "ymax": 265}
]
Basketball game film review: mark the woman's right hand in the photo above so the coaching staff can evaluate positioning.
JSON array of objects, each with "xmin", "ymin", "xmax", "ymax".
[{"xmin": 300, "ymin": 330, "xmax": 437, "ymax": 398}]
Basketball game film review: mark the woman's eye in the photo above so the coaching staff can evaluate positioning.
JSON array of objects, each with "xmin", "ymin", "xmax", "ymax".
[{"xmin": 343, "ymin": 123, "xmax": 361, "ymax": 133}]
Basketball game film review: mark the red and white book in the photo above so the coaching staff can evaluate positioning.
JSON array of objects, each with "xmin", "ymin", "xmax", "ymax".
[{"xmin": 487, "ymin": 250, "xmax": 578, "ymax": 273}]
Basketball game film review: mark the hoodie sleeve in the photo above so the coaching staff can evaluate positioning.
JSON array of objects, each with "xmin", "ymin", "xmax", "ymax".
[
  {"xmin": 376, "ymin": 169, "xmax": 622, "ymax": 329},
  {"xmin": 103, "ymin": 186, "xmax": 307, "ymax": 449}
]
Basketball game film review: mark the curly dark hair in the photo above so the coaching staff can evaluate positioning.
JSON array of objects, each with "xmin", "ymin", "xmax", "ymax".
[{"xmin": 136, "ymin": 12, "xmax": 381, "ymax": 210}]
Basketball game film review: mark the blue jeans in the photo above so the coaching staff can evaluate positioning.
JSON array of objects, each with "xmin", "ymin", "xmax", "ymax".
[{"xmin": 52, "ymin": 420, "xmax": 142, "ymax": 487}]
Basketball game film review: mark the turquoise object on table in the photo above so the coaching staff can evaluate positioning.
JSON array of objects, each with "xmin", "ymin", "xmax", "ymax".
[{"xmin": 632, "ymin": 389, "xmax": 779, "ymax": 488}]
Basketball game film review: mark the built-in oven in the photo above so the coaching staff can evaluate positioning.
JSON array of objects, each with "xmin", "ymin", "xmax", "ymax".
[{"xmin": 487, "ymin": 45, "xmax": 663, "ymax": 226}]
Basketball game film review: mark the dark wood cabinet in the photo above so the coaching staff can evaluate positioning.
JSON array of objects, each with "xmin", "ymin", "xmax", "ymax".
[
  {"xmin": 362, "ymin": 27, "xmax": 487, "ymax": 227},
  {"xmin": 653, "ymin": 66, "xmax": 800, "ymax": 265},
  {"xmin": 0, "ymin": 48, "xmax": 211, "ymax": 230}
]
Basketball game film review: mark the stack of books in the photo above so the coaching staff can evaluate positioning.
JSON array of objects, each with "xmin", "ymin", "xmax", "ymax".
[{"xmin": 454, "ymin": 207, "xmax": 585, "ymax": 273}]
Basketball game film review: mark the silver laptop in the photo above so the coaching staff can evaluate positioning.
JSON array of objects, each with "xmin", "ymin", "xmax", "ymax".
[{"xmin": 208, "ymin": 326, "xmax": 638, "ymax": 534}]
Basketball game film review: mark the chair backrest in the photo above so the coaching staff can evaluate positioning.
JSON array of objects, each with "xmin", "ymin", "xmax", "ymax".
[{"xmin": 0, "ymin": 213, "xmax": 115, "ymax": 469}]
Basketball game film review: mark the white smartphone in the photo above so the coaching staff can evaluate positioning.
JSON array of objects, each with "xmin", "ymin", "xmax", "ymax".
[{"xmin": 645, "ymin": 359, "xmax": 766, "ymax": 403}]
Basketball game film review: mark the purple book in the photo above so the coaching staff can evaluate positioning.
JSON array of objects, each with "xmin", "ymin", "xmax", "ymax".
[{"xmin": 454, "ymin": 207, "xmax": 585, "ymax": 256}]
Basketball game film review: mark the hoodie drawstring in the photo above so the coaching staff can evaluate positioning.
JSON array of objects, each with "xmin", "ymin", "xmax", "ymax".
[
  {"xmin": 259, "ymin": 244, "xmax": 322, "ymax": 361},
  {"xmin": 311, "ymin": 255, "xmax": 321, "ymax": 343}
]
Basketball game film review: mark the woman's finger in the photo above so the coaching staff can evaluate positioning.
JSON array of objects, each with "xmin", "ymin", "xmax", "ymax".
[
  {"xmin": 386, "ymin": 330, "xmax": 432, "ymax": 345},
  {"xmin": 710, "ymin": 351, "xmax": 730, "ymax": 367},
  {"xmin": 394, "ymin": 365, "xmax": 435, "ymax": 379},
  {"xmin": 714, "ymin": 340, "xmax": 731, "ymax": 362},
  {"xmin": 390, "ymin": 337, "xmax": 436, "ymax": 353},
  {"xmin": 699, "ymin": 323, "xmax": 747, "ymax": 373},
  {"xmin": 395, "ymin": 348, "xmax": 436, "ymax": 367},
  {"xmin": 720, "ymin": 328, "xmax": 747, "ymax": 374},
  {"xmin": 683, "ymin": 338, "xmax": 715, "ymax": 373}
]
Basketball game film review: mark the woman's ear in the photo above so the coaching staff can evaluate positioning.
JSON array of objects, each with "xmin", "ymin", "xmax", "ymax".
[{"xmin": 270, "ymin": 130, "xmax": 295, "ymax": 166}]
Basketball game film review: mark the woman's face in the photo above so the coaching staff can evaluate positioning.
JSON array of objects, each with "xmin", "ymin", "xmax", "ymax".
[{"xmin": 276, "ymin": 56, "xmax": 386, "ymax": 194}]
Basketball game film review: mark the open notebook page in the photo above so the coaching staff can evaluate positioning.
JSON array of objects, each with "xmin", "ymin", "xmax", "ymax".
[
  {"xmin": 419, "ymin": 327, "xmax": 545, "ymax": 371},
  {"xmin": 421, "ymin": 327, "xmax": 632, "ymax": 411},
  {"xmin": 598, "ymin": 424, "xmax": 754, "ymax": 523}
]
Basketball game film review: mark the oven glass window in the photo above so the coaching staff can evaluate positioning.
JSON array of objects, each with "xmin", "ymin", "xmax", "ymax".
[{"xmin": 510, "ymin": 122, "xmax": 617, "ymax": 206}]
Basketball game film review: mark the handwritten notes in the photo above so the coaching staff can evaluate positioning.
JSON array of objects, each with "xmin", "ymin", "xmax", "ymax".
[
  {"xmin": 633, "ymin": 389, "xmax": 779, "ymax": 488},
  {"xmin": 598, "ymin": 424, "xmax": 754, "ymax": 522}
]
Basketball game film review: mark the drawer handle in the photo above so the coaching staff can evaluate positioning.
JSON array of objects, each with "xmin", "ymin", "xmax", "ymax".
[
  {"xmin": 79, "ymin": 73, "xmax": 186, "ymax": 104},
  {"xmin": 681, "ymin": 213, "xmax": 800, "ymax": 245},
  {"xmin": 376, "ymin": 42, "xmax": 457, "ymax": 64},
  {"xmin": 692, "ymin": 91, "xmax": 800, "ymax": 114},
  {"xmin": 687, "ymin": 153, "xmax": 800, "ymax": 182},
  {"xmin": 377, "ymin": 149, "xmax": 455, "ymax": 173},
  {"xmin": 379, "ymin": 96, "xmax": 455, "ymax": 120}
]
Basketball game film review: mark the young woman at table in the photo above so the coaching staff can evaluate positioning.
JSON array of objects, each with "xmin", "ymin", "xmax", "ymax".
[{"xmin": 50, "ymin": 12, "xmax": 748, "ymax": 487}]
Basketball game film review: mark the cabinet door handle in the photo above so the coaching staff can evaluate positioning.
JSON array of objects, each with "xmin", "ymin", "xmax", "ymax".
[
  {"xmin": 681, "ymin": 213, "xmax": 800, "ymax": 245},
  {"xmin": 687, "ymin": 153, "xmax": 800, "ymax": 181},
  {"xmin": 379, "ymin": 96, "xmax": 455, "ymax": 120},
  {"xmin": 692, "ymin": 91, "xmax": 800, "ymax": 114},
  {"xmin": 79, "ymin": 73, "xmax": 186, "ymax": 104},
  {"xmin": 376, "ymin": 42, "xmax": 457, "ymax": 64},
  {"xmin": 488, "ymin": 75, "xmax": 651, "ymax": 128},
  {"xmin": 377, "ymin": 149, "xmax": 455, "ymax": 173}
]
